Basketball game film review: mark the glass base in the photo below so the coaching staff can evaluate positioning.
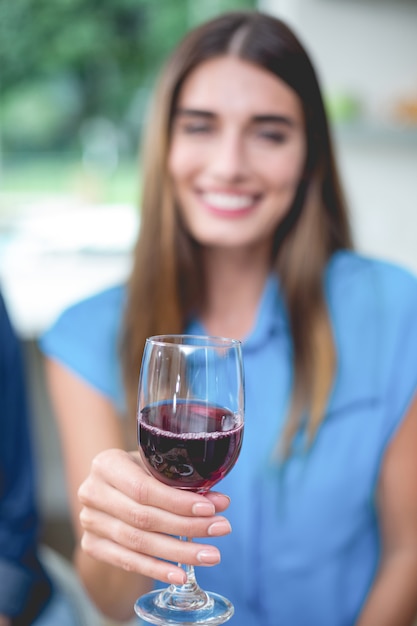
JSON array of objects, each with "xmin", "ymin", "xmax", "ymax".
[{"xmin": 134, "ymin": 586, "xmax": 234, "ymax": 625}]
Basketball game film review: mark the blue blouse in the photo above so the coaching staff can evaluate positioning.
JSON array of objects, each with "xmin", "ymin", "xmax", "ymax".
[{"xmin": 40, "ymin": 251, "xmax": 417, "ymax": 626}]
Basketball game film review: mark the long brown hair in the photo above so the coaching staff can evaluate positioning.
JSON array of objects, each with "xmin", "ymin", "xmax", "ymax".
[{"xmin": 121, "ymin": 11, "xmax": 353, "ymax": 453}]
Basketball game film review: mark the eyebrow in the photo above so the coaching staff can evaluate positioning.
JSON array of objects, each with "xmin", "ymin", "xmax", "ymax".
[
  {"xmin": 175, "ymin": 108, "xmax": 295, "ymax": 127},
  {"xmin": 175, "ymin": 108, "xmax": 215, "ymax": 119}
]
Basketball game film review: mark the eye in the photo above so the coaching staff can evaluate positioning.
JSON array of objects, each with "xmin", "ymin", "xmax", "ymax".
[
  {"xmin": 178, "ymin": 121, "xmax": 213, "ymax": 135},
  {"xmin": 257, "ymin": 129, "xmax": 288, "ymax": 144}
]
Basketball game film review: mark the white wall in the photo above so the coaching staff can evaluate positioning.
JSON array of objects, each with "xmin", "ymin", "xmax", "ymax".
[{"xmin": 259, "ymin": 0, "xmax": 417, "ymax": 275}]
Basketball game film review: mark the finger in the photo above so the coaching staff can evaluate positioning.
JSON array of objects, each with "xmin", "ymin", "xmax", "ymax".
[
  {"xmin": 80, "ymin": 508, "xmax": 223, "ymax": 568},
  {"xmin": 89, "ymin": 449, "xmax": 218, "ymax": 517},
  {"xmin": 81, "ymin": 531, "xmax": 187, "ymax": 586},
  {"xmin": 80, "ymin": 480, "xmax": 232, "ymax": 539},
  {"xmin": 206, "ymin": 491, "xmax": 231, "ymax": 512}
]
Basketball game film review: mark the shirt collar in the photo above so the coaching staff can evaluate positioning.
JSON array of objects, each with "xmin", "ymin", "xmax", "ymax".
[
  {"xmin": 243, "ymin": 273, "xmax": 287, "ymax": 351},
  {"xmin": 187, "ymin": 273, "xmax": 287, "ymax": 350}
]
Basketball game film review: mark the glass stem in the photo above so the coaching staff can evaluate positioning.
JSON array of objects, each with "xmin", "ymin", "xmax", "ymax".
[
  {"xmin": 155, "ymin": 536, "xmax": 211, "ymax": 611},
  {"xmin": 177, "ymin": 536, "xmax": 199, "ymax": 591}
]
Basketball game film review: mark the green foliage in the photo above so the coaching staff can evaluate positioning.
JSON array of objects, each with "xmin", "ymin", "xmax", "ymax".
[
  {"xmin": 1, "ymin": 76, "xmax": 82, "ymax": 150},
  {"xmin": 0, "ymin": 0, "xmax": 256, "ymax": 154}
]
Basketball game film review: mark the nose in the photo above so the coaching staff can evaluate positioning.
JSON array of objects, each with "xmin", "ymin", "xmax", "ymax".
[{"xmin": 210, "ymin": 130, "xmax": 249, "ymax": 183}]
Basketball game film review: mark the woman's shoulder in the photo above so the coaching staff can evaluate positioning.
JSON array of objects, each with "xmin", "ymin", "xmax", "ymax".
[
  {"xmin": 327, "ymin": 251, "xmax": 417, "ymax": 433},
  {"xmin": 327, "ymin": 250, "xmax": 417, "ymax": 316},
  {"xmin": 40, "ymin": 284, "xmax": 126, "ymax": 351},
  {"xmin": 39, "ymin": 284, "xmax": 127, "ymax": 407},
  {"xmin": 56, "ymin": 283, "xmax": 126, "ymax": 324},
  {"xmin": 51, "ymin": 282, "xmax": 124, "ymax": 327}
]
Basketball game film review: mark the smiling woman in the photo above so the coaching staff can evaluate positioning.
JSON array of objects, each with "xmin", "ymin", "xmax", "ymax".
[
  {"xmin": 169, "ymin": 56, "xmax": 306, "ymax": 251},
  {"xmin": 38, "ymin": 10, "xmax": 417, "ymax": 626}
]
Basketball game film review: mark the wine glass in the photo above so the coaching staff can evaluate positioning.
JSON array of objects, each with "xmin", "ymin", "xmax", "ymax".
[{"xmin": 134, "ymin": 334, "xmax": 244, "ymax": 625}]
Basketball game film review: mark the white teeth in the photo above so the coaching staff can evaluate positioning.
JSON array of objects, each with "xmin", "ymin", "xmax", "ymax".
[{"xmin": 202, "ymin": 192, "xmax": 254, "ymax": 210}]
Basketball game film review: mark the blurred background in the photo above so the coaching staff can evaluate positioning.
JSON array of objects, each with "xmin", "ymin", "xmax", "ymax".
[{"xmin": 0, "ymin": 0, "xmax": 416, "ymax": 603}]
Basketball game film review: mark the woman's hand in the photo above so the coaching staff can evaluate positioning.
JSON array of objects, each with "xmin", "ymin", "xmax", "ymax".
[{"xmin": 78, "ymin": 448, "xmax": 232, "ymax": 586}]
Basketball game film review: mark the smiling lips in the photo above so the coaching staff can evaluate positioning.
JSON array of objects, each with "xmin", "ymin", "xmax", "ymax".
[{"xmin": 200, "ymin": 191, "xmax": 259, "ymax": 215}]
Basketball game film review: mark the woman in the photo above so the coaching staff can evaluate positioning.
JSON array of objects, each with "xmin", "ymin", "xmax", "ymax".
[{"xmin": 40, "ymin": 11, "xmax": 417, "ymax": 626}]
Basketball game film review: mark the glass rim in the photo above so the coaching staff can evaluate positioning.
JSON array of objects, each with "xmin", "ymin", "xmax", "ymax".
[{"xmin": 145, "ymin": 334, "xmax": 242, "ymax": 348}]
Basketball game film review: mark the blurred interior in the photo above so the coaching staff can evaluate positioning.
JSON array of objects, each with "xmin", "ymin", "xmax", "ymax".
[{"xmin": 0, "ymin": 0, "xmax": 416, "ymax": 623}]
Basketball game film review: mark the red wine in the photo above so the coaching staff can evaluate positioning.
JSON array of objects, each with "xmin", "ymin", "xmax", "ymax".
[{"xmin": 138, "ymin": 401, "xmax": 243, "ymax": 492}]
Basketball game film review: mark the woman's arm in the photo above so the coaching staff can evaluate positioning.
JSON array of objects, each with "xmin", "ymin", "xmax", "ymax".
[
  {"xmin": 356, "ymin": 393, "xmax": 417, "ymax": 626},
  {"xmin": 45, "ymin": 358, "xmax": 231, "ymax": 622}
]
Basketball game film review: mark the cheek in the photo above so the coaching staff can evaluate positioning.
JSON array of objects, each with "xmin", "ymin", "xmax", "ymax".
[
  {"xmin": 167, "ymin": 145, "xmax": 183, "ymax": 182},
  {"xmin": 167, "ymin": 146, "xmax": 196, "ymax": 225},
  {"xmin": 168, "ymin": 141, "xmax": 201, "ymax": 184},
  {"xmin": 267, "ymin": 146, "xmax": 306, "ymax": 191}
]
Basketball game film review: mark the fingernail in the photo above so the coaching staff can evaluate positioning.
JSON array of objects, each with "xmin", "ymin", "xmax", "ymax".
[
  {"xmin": 196, "ymin": 549, "xmax": 220, "ymax": 565},
  {"xmin": 207, "ymin": 493, "xmax": 231, "ymax": 510},
  {"xmin": 168, "ymin": 571, "xmax": 186, "ymax": 585},
  {"xmin": 207, "ymin": 520, "xmax": 232, "ymax": 536},
  {"xmin": 192, "ymin": 502, "xmax": 215, "ymax": 516},
  {"xmin": 211, "ymin": 493, "xmax": 231, "ymax": 506}
]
